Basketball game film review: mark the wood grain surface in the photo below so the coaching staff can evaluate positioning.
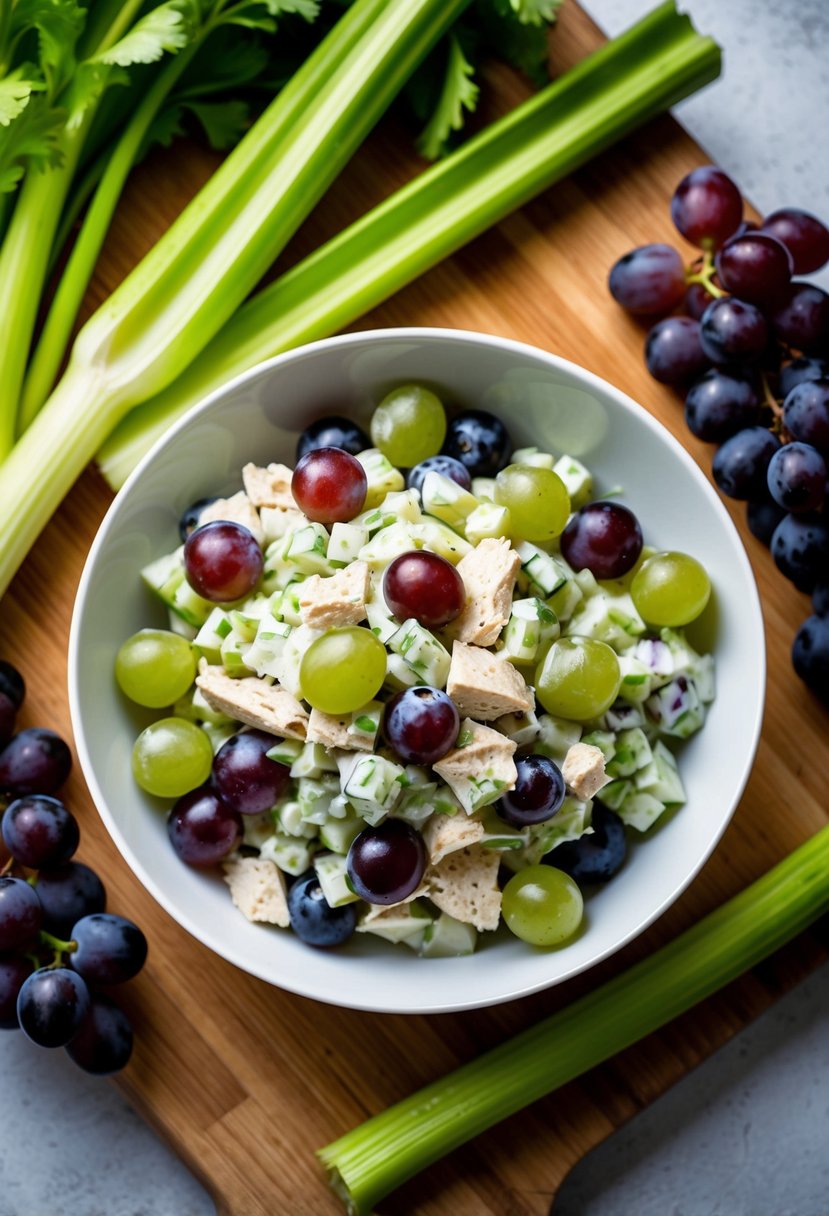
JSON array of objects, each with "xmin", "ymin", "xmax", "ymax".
[{"xmin": 3, "ymin": 4, "xmax": 828, "ymax": 1214}]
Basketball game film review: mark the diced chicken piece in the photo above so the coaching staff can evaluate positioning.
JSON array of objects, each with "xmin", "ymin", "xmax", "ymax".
[
  {"xmin": 359, "ymin": 884, "xmax": 429, "ymax": 923},
  {"xmin": 298, "ymin": 561, "xmax": 370, "ymax": 629},
  {"xmin": 447, "ymin": 537, "xmax": 521, "ymax": 647},
  {"xmin": 427, "ymin": 844, "xmax": 501, "ymax": 932},
  {"xmin": 433, "ymin": 718, "xmax": 517, "ymax": 815},
  {"xmin": 223, "ymin": 856, "xmax": 290, "ymax": 927},
  {"xmin": 196, "ymin": 660, "xmax": 307, "ymax": 739},
  {"xmin": 198, "ymin": 490, "xmax": 264, "ymax": 546},
  {"xmin": 562, "ymin": 742, "xmax": 609, "ymax": 800},
  {"xmin": 423, "ymin": 812, "xmax": 484, "ymax": 865},
  {"xmin": 241, "ymin": 462, "xmax": 296, "ymax": 510},
  {"xmin": 306, "ymin": 708, "xmax": 374, "ymax": 752},
  {"xmin": 447, "ymin": 641, "xmax": 532, "ymax": 721}
]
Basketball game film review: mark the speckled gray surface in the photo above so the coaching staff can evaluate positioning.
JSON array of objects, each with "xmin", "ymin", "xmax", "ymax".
[{"xmin": 3, "ymin": 3, "xmax": 827, "ymax": 1214}]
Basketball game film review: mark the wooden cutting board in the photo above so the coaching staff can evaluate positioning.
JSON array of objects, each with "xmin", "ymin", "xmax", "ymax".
[{"xmin": 4, "ymin": 5, "xmax": 828, "ymax": 1213}]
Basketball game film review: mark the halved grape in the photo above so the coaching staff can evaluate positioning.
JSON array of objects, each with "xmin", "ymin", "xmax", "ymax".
[
  {"xmin": 371, "ymin": 385, "xmax": 446, "ymax": 467},
  {"xmin": 630, "ymin": 551, "xmax": 711, "ymax": 627},
  {"xmin": 502, "ymin": 865, "xmax": 584, "ymax": 947},
  {"xmin": 115, "ymin": 629, "xmax": 196, "ymax": 708},
  {"xmin": 131, "ymin": 718, "xmax": 213, "ymax": 798},
  {"xmin": 494, "ymin": 464, "xmax": 570, "ymax": 543},
  {"xmin": 299, "ymin": 627, "xmax": 387, "ymax": 714},
  {"xmin": 535, "ymin": 638, "xmax": 621, "ymax": 721}
]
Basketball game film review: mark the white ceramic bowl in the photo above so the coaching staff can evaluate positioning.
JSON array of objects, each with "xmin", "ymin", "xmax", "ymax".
[{"xmin": 69, "ymin": 328, "xmax": 765, "ymax": 1013}]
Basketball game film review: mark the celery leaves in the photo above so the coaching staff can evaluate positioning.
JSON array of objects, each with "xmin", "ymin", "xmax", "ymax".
[
  {"xmin": 0, "ymin": 93, "xmax": 64, "ymax": 191},
  {"xmin": 416, "ymin": 34, "xmax": 479, "ymax": 161},
  {"xmin": 0, "ymin": 68, "xmax": 42, "ymax": 126},
  {"xmin": 91, "ymin": 1, "xmax": 198, "ymax": 67}
]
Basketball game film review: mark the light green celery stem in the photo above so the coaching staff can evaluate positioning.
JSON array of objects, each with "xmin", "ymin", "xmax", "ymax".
[
  {"xmin": 99, "ymin": 0, "xmax": 721, "ymax": 489},
  {"xmin": 319, "ymin": 826, "xmax": 829, "ymax": 1215}
]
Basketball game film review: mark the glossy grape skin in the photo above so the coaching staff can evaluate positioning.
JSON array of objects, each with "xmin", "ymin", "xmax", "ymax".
[
  {"xmin": 167, "ymin": 787, "xmax": 242, "ymax": 867},
  {"xmin": 383, "ymin": 551, "xmax": 465, "ymax": 628},
  {"xmin": 299, "ymin": 627, "xmax": 387, "ymax": 715},
  {"xmin": 287, "ymin": 871, "xmax": 357, "ymax": 948},
  {"xmin": 670, "ymin": 166, "xmax": 742, "ymax": 249},
  {"xmin": 535, "ymin": 638, "xmax": 621, "ymax": 722},
  {"xmin": 560, "ymin": 501, "xmax": 643, "ymax": 579},
  {"xmin": 347, "ymin": 820, "xmax": 426, "ymax": 906},
  {"xmin": 770, "ymin": 513, "xmax": 829, "ymax": 593},
  {"xmin": 814, "ymin": 583, "xmax": 829, "ymax": 617},
  {"xmin": 115, "ymin": 629, "xmax": 196, "ymax": 709},
  {"xmin": 684, "ymin": 370, "xmax": 761, "ymax": 442},
  {"xmin": 0, "ymin": 956, "xmax": 32, "ymax": 1029},
  {"xmin": 779, "ymin": 357, "xmax": 829, "ymax": 399},
  {"xmin": 178, "ymin": 496, "xmax": 218, "ymax": 543},
  {"xmin": 502, "ymin": 866, "xmax": 584, "ymax": 947},
  {"xmin": 782, "ymin": 379, "xmax": 829, "ymax": 456},
  {"xmin": 371, "ymin": 385, "xmax": 446, "ymax": 467},
  {"xmin": 0, "ymin": 662, "xmax": 24, "ymax": 709},
  {"xmin": 548, "ymin": 803, "xmax": 627, "ymax": 883},
  {"xmin": 292, "ymin": 447, "xmax": 367, "ymax": 524},
  {"xmin": 494, "ymin": 464, "xmax": 570, "ymax": 543},
  {"xmin": 0, "ymin": 728, "xmax": 72, "ymax": 797},
  {"xmin": 16, "ymin": 966, "xmax": 90, "ymax": 1048},
  {"xmin": 644, "ymin": 316, "xmax": 708, "ymax": 385},
  {"xmin": 442, "ymin": 409, "xmax": 512, "ymax": 478},
  {"xmin": 131, "ymin": 717, "xmax": 213, "ymax": 799},
  {"xmin": 792, "ymin": 614, "xmax": 829, "ymax": 705},
  {"xmin": 699, "ymin": 297, "xmax": 768, "ymax": 365},
  {"xmin": 631, "ymin": 551, "xmax": 711, "ymax": 627},
  {"xmin": 608, "ymin": 244, "xmax": 686, "ymax": 315},
  {"xmin": 497, "ymin": 755, "xmax": 565, "ymax": 827},
  {"xmin": 715, "ymin": 233, "xmax": 792, "ymax": 305},
  {"xmin": 184, "ymin": 521, "xmax": 263, "ymax": 603},
  {"xmin": 761, "ymin": 208, "xmax": 829, "ymax": 275},
  {"xmin": 69, "ymin": 913, "xmax": 148, "ymax": 985},
  {"xmin": 712, "ymin": 427, "xmax": 781, "ymax": 500},
  {"xmin": 0, "ymin": 877, "xmax": 42, "ymax": 950},
  {"xmin": 770, "ymin": 283, "xmax": 829, "ymax": 354},
  {"xmin": 383, "ymin": 687, "xmax": 459, "ymax": 765},
  {"xmin": 34, "ymin": 863, "xmax": 106, "ymax": 938},
  {"xmin": 767, "ymin": 442, "xmax": 826, "ymax": 513},
  {"xmin": 296, "ymin": 415, "xmax": 369, "ymax": 461},
  {"xmin": 746, "ymin": 498, "xmax": 787, "ymax": 547},
  {"xmin": 66, "ymin": 995, "xmax": 133, "ymax": 1075},
  {"xmin": 683, "ymin": 282, "xmax": 713, "ymax": 320},
  {"xmin": 406, "ymin": 455, "xmax": 471, "ymax": 496},
  {"xmin": 212, "ymin": 729, "xmax": 290, "ymax": 815},
  {"xmin": 1, "ymin": 794, "xmax": 79, "ymax": 869}
]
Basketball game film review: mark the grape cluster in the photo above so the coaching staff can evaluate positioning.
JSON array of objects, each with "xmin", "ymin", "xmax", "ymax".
[
  {"xmin": 609, "ymin": 166, "xmax": 829, "ymax": 706},
  {"xmin": 0, "ymin": 662, "xmax": 146, "ymax": 1073}
]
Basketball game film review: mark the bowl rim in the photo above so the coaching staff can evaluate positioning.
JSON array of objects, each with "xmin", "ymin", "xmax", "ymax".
[{"xmin": 68, "ymin": 326, "xmax": 766, "ymax": 1013}]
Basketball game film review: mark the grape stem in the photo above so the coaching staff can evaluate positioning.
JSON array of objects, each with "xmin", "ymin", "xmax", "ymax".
[
  {"xmin": 760, "ymin": 373, "xmax": 790, "ymax": 440},
  {"xmin": 685, "ymin": 250, "xmax": 725, "ymax": 298},
  {"xmin": 37, "ymin": 930, "xmax": 77, "ymax": 957},
  {"xmin": 0, "ymin": 856, "xmax": 13, "ymax": 877}
]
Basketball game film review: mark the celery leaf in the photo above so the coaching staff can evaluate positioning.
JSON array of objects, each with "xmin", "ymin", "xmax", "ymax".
[
  {"xmin": 184, "ymin": 99, "xmax": 250, "ymax": 149},
  {"xmin": 8, "ymin": 0, "xmax": 86, "ymax": 97},
  {"xmin": 505, "ymin": 0, "xmax": 564, "ymax": 23},
  {"xmin": 470, "ymin": 0, "xmax": 555, "ymax": 85},
  {"xmin": 416, "ymin": 34, "xmax": 479, "ymax": 161},
  {"xmin": 224, "ymin": 0, "xmax": 320, "ymax": 32},
  {"xmin": 0, "ymin": 93, "xmax": 64, "ymax": 192},
  {"xmin": 0, "ymin": 69, "xmax": 43, "ymax": 127},
  {"xmin": 93, "ymin": 1, "xmax": 198, "ymax": 68}
]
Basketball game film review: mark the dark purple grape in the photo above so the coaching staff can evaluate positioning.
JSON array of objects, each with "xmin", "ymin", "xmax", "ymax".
[
  {"xmin": 16, "ymin": 966, "xmax": 90, "ymax": 1048},
  {"xmin": 496, "ymin": 755, "xmax": 565, "ymax": 827},
  {"xmin": 747, "ymin": 498, "xmax": 787, "ymax": 547},
  {"xmin": 715, "ymin": 233, "xmax": 792, "ymax": 305},
  {"xmin": 65, "ymin": 994, "xmax": 133, "ymax": 1074},
  {"xmin": 767, "ymin": 442, "xmax": 826, "ymax": 513},
  {"xmin": 296, "ymin": 415, "xmax": 369, "ymax": 461},
  {"xmin": 406, "ymin": 455, "xmax": 471, "ymax": 496},
  {"xmin": 699, "ymin": 297, "xmax": 768, "ymax": 365},
  {"xmin": 1, "ymin": 795, "xmax": 79, "ymax": 868},
  {"xmin": 783, "ymin": 379, "xmax": 829, "ymax": 455},
  {"xmin": 779, "ymin": 357, "xmax": 829, "ymax": 399},
  {"xmin": 34, "ymin": 863, "xmax": 106, "ymax": 938},
  {"xmin": 813, "ymin": 583, "xmax": 829, "ymax": 618},
  {"xmin": 184, "ymin": 521, "xmax": 263, "ymax": 603},
  {"xmin": 0, "ymin": 876, "xmax": 42, "ymax": 950},
  {"xmin": 0, "ymin": 693, "xmax": 15, "ymax": 747},
  {"xmin": 771, "ymin": 513, "xmax": 829, "ymax": 592},
  {"xmin": 212, "ymin": 730, "xmax": 290, "ymax": 816},
  {"xmin": 178, "ymin": 496, "xmax": 218, "ymax": 543},
  {"xmin": 0, "ymin": 662, "xmax": 24, "ymax": 710},
  {"xmin": 770, "ymin": 283, "xmax": 829, "ymax": 354},
  {"xmin": 712, "ymin": 427, "xmax": 781, "ymax": 499},
  {"xmin": 644, "ymin": 316, "xmax": 709, "ymax": 385},
  {"xmin": 442, "ymin": 409, "xmax": 512, "ymax": 478},
  {"xmin": 684, "ymin": 370, "xmax": 761, "ymax": 442},
  {"xmin": 286, "ymin": 871, "xmax": 357, "ymax": 948},
  {"xmin": 608, "ymin": 244, "xmax": 686, "ymax": 315},
  {"xmin": 384, "ymin": 551, "xmax": 464, "ymax": 628},
  {"xmin": 69, "ymin": 913, "xmax": 147, "ymax": 985},
  {"xmin": 670, "ymin": 166, "xmax": 743, "ymax": 249},
  {"xmin": 792, "ymin": 614, "xmax": 829, "ymax": 705},
  {"xmin": 684, "ymin": 282, "xmax": 714, "ymax": 320},
  {"xmin": 548, "ymin": 802, "xmax": 626, "ymax": 882},
  {"xmin": 168, "ymin": 787, "xmax": 242, "ymax": 867},
  {"xmin": 0, "ymin": 955, "xmax": 32, "ymax": 1029},
  {"xmin": 347, "ymin": 820, "xmax": 426, "ymax": 906},
  {"xmin": 383, "ymin": 686, "xmax": 459, "ymax": 765},
  {"xmin": 761, "ymin": 208, "xmax": 829, "ymax": 275},
  {"xmin": 560, "ymin": 501, "xmax": 643, "ymax": 579},
  {"xmin": 0, "ymin": 728, "xmax": 72, "ymax": 797}
]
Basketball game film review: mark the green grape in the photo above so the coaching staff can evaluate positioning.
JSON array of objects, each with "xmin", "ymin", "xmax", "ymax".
[
  {"xmin": 630, "ymin": 550, "xmax": 712, "ymax": 627},
  {"xmin": 300, "ymin": 626, "xmax": 387, "ymax": 715},
  {"xmin": 535, "ymin": 637, "xmax": 621, "ymax": 721},
  {"xmin": 116, "ymin": 629, "xmax": 197, "ymax": 708},
  {"xmin": 370, "ymin": 385, "xmax": 446, "ymax": 467},
  {"xmin": 502, "ymin": 865, "xmax": 584, "ymax": 947},
  {"xmin": 494, "ymin": 464, "xmax": 570, "ymax": 542},
  {"xmin": 132, "ymin": 718, "xmax": 213, "ymax": 798}
]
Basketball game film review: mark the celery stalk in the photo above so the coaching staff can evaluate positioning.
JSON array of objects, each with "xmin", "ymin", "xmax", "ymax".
[
  {"xmin": 318, "ymin": 826, "xmax": 829, "ymax": 1215},
  {"xmin": 99, "ymin": 0, "xmax": 721, "ymax": 489}
]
